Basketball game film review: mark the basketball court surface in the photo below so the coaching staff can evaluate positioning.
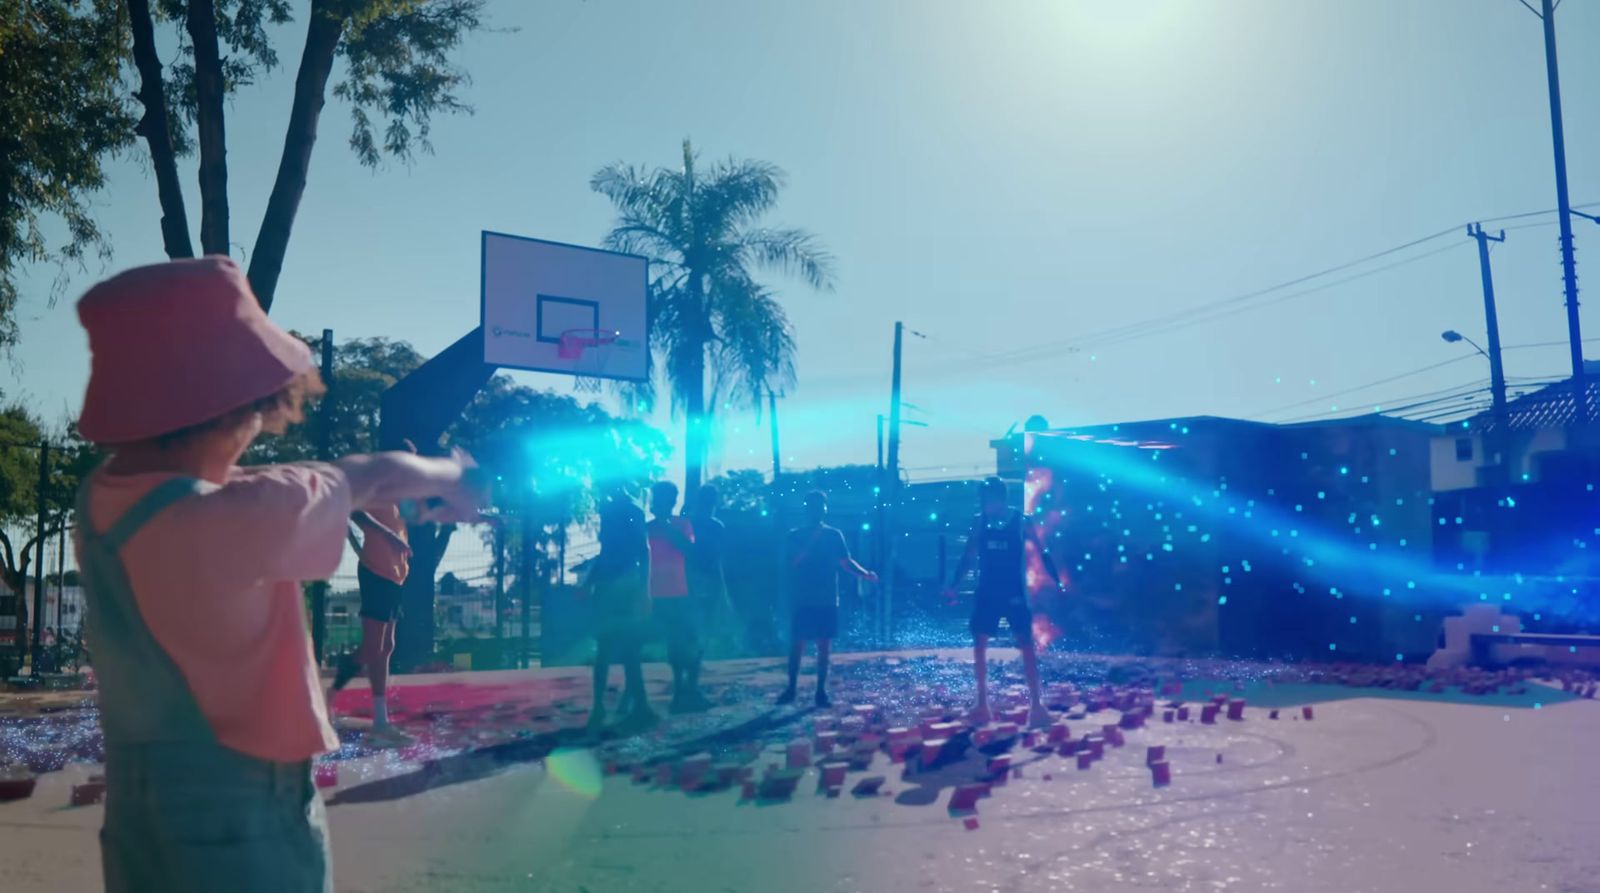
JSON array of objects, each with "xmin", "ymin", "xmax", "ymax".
[{"xmin": 2, "ymin": 649, "xmax": 1596, "ymax": 893}]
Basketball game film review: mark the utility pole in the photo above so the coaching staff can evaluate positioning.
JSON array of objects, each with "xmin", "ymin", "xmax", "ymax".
[
  {"xmin": 882, "ymin": 322, "xmax": 905, "ymax": 644},
  {"xmin": 1537, "ymin": 0, "xmax": 1586, "ymax": 423},
  {"xmin": 309, "ymin": 329, "xmax": 334, "ymax": 665},
  {"xmin": 30, "ymin": 442, "xmax": 49, "ymax": 666},
  {"xmin": 876, "ymin": 414, "xmax": 885, "ymax": 471},
  {"xmin": 1468, "ymin": 224, "xmax": 1510, "ymax": 466},
  {"xmin": 55, "ymin": 521, "xmax": 66, "ymax": 633},
  {"xmin": 769, "ymin": 389, "xmax": 782, "ymax": 482}
]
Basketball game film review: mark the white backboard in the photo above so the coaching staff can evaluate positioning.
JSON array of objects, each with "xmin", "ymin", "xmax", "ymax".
[{"xmin": 480, "ymin": 231, "xmax": 649, "ymax": 381}]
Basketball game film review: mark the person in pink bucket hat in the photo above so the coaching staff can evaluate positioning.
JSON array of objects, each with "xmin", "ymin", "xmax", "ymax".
[{"xmin": 73, "ymin": 256, "xmax": 488, "ymax": 893}]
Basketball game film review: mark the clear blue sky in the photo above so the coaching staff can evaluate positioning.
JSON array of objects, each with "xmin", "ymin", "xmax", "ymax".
[{"xmin": 10, "ymin": 0, "xmax": 1600, "ymax": 482}]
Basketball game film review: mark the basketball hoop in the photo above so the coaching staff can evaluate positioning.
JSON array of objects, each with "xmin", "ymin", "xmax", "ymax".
[
  {"xmin": 558, "ymin": 328, "xmax": 623, "ymax": 378},
  {"xmin": 558, "ymin": 328, "xmax": 619, "ymax": 360}
]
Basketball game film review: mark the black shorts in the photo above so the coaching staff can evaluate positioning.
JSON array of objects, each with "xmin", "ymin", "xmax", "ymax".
[
  {"xmin": 791, "ymin": 605, "xmax": 838, "ymax": 641},
  {"xmin": 971, "ymin": 590, "xmax": 1031, "ymax": 640},
  {"xmin": 357, "ymin": 565, "xmax": 404, "ymax": 623},
  {"xmin": 651, "ymin": 597, "xmax": 701, "ymax": 643}
]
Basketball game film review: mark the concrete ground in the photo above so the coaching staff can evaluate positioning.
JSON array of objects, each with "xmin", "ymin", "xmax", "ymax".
[{"xmin": 2, "ymin": 650, "xmax": 1596, "ymax": 893}]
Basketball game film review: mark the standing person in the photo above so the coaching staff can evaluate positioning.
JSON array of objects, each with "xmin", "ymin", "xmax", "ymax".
[
  {"xmin": 688, "ymin": 484, "xmax": 736, "ymax": 656},
  {"xmin": 779, "ymin": 491, "xmax": 877, "ymax": 708},
  {"xmin": 72, "ymin": 257, "xmax": 488, "ymax": 892},
  {"xmin": 584, "ymin": 483, "xmax": 657, "ymax": 734},
  {"xmin": 943, "ymin": 476, "xmax": 1064, "ymax": 728},
  {"xmin": 647, "ymin": 481, "xmax": 712, "ymax": 713},
  {"xmin": 327, "ymin": 501, "xmax": 415, "ymax": 748}
]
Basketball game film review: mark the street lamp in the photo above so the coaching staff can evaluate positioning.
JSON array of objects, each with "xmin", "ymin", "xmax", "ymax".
[{"xmin": 1441, "ymin": 330, "xmax": 1490, "ymax": 360}]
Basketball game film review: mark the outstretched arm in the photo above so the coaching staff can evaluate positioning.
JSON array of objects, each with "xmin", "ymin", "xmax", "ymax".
[
  {"xmin": 334, "ymin": 449, "xmax": 487, "ymax": 523},
  {"xmin": 945, "ymin": 535, "xmax": 980, "ymax": 592},
  {"xmin": 838, "ymin": 555, "xmax": 879, "ymax": 584}
]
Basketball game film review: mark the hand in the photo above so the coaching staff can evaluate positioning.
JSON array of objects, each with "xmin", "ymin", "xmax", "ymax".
[
  {"xmin": 863, "ymin": 571, "xmax": 880, "ymax": 585},
  {"xmin": 416, "ymin": 448, "xmax": 491, "ymax": 524}
]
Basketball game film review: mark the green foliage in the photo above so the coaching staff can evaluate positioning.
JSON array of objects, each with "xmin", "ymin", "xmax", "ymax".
[
  {"xmin": 335, "ymin": 0, "xmax": 485, "ymax": 166},
  {"xmin": 0, "ymin": 402, "xmax": 99, "ymax": 597},
  {"xmin": 592, "ymin": 140, "xmax": 833, "ymax": 419},
  {"xmin": 246, "ymin": 334, "xmax": 425, "ymax": 464},
  {"xmin": 0, "ymin": 0, "xmax": 136, "ymax": 354}
]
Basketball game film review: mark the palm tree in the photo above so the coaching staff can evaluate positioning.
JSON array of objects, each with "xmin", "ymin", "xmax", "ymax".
[{"xmin": 592, "ymin": 140, "xmax": 834, "ymax": 493}]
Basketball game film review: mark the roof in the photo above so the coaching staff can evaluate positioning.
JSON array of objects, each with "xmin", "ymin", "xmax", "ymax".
[
  {"xmin": 1284, "ymin": 413, "xmax": 1443, "ymax": 435},
  {"xmin": 1468, "ymin": 376, "xmax": 1600, "ymax": 433}
]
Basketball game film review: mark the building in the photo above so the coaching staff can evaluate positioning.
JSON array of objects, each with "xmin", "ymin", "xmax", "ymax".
[
  {"xmin": 992, "ymin": 413, "xmax": 1441, "ymax": 660},
  {"xmin": 1432, "ymin": 360, "xmax": 1600, "ymax": 493}
]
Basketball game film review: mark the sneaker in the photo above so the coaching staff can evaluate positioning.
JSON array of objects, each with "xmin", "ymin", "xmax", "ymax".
[
  {"xmin": 330, "ymin": 652, "xmax": 361, "ymax": 693},
  {"xmin": 776, "ymin": 688, "xmax": 797, "ymax": 706},
  {"xmin": 814, "ymin": 691, "xmax": 832, "ymax": 709},
  {"xmin": 968, "ymin": 703, "xmax": 993, "ymax": 725},
  {"xmin": 366, "ymin": 725, "xmax": 416, "ymax": 750}
]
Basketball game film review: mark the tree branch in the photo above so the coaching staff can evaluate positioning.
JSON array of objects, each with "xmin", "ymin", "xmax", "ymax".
[
  {"xmin": 186, "ymin": 0, "xmax": 231, "ymax": 256},
  {"xmin": 247, "ymin": 0, "xmax": 345, "ymax": 312},
  {"xmin": 127, "ymin": 0, "xmax": 194, "ymax": 258}
]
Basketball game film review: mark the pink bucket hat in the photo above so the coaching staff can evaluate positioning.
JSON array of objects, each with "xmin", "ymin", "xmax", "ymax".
[{"xmin": 77, "ymin": 256, "xmax": 313, "ymax": 443}]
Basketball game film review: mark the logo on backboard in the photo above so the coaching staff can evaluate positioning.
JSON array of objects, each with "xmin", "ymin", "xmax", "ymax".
[{"xmin": 491, "ymin": 325, "xmax": 532, "ymax": 339}]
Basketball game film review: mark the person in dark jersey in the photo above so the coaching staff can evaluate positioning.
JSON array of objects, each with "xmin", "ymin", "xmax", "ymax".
[
  {"xmin": 779, "ymin": 491, "xmax": 878, "ymax": 708},
  {"xmin": 584, "ymin": 483, "xmax": 657, "ymax": 735},
  {"xmin": 688, "ymin": 484, "xmax": 737, "ymax": 656},
  {"xmin": 943, "ymin": 476, "xmax": 1064, "ymax": 727}
]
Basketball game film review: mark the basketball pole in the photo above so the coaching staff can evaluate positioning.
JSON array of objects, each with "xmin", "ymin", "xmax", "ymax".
[{"xmin": 769, "ymin": 388, "xmax": 782, "ymax": 482}]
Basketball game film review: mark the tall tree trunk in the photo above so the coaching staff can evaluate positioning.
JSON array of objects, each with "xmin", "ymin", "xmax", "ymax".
[
  {"xmin": 684, "ymin": 347, "xmax": 707, "ymax": 496},
  {"xmin": 126, "ymin": 0, "xmax": 193, "ymax": 259},
  {"xmin": 186, "ymin": 0, "xmax": 230, "ymax": 256},
  {"xmin": 394, "ymin": 524, "xmax": 453, "ymax": 671},
  {"xmin": 247, "ymin": 1, "xmax": 345, "ymax": 311}
]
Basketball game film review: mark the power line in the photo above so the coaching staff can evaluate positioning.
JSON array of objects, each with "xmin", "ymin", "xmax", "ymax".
[{"xmin": 921, "ymin": 200, "xmax": 1600, "ymax": 376}]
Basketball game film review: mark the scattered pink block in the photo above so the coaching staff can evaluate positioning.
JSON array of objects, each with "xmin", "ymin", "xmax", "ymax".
[
  {"xmin": 1048, "ymin": 722, "xmax": 1070, "ymax": 743},
  {"xmin": 1146, "ymin": 745, "xmax": 1166, "ymax": 766},
  {"xmin": 1150, "ymin": 761, "xmax": 1172, "ymax": 787},
  {"xmin": 1227, "ymin": 699, "xmax": 1246, "ymax": 721},
  {"xmin": 820, "ymin": 762, "xmax": 849, "ymax": 788},
  {"xmin": 964, "ymin": 817, "xmax": 980, "ymax": 831},
  {"xmin": 920, "ymin": 739, "xmax": 950, "ymax": 770},
  {"xmin": 1302, "ymin": 706, "xmax": 1315, "ymax": 721},
  {"xmin": 1269, "ymin": 709, "xmax": 1280, "ymax": 720},
  {"xmin": 948, "ymin": 783, "xmax": 988, "ymax": 811},
  {"xmin": 1077, "ymin": 752, "xmax": 1094, "ymax": 770},
  {"xmin": 1162, "ymin": 710, "xmax": 1175, "ymax": 724},
  {"xmin": 1215, "ymin": 753, "xmax": 1224, "ymax": 765},
  {"xmin": 314, "ymin": 763, "xmax": 338, "ymax": 789},
  {"xmin": 787, "ymin": 740, "xmax": 813, "ymax": 769},
  {"xmin": 71, "ymin": 781, "xmax": 106, "ymax": 806},
  {"xmin": 1200, "ymin": 705, "xmax": 1219, "ymax": 725},
  {"xmin": 988, "ymin": 754, "xmax": 1013, "ymax": 775},
  {"xmin": 815, "ymin": 731, "xmax": 838, "ymax": 753},
  {"xmin": 1177, "ymin": 706, "xmax": 1191, "ymax": 722}
]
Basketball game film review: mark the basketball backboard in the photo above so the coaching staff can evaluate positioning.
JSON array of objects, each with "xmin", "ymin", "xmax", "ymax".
[{"xmin": 480, "ymin": 231, "xmax": 649, "ymax": 381}]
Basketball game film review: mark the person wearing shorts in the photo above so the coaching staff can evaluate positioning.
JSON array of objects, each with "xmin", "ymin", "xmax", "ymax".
[
  {"xmin": 329, "ymin": 501, "xmax": 414, "ymax": 748},
  {"xmin": 779, "ymin": 491, "xmax": 877, "ymax": 708},
  {"xmin": 944, "ymin": 476, "xmax": 1065, "ymax": 727},
  {"xmin": 585, "ymin": 484, "xmax": 656, "ymax": 735},
  {"xmin": 648, "ymin": 481, "xmax": 712, "ymax": 713}
]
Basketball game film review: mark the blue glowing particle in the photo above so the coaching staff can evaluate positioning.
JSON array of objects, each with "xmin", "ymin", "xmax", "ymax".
[
  {"xmin": 1295, "ymin": 504, "xmax": 1304, "ymax": 512},
  {"xmin": 862, "ymin": 522, "xmax": 872, "ymax": 531},
  {"xmin": 929, "ymin": 512, "xmax": 938, "ymax": 521},
  {"xmin": 1174, "ymin": 583, "xmax": 1183, "ymax": 591},
  {"xmin": 1218, "ymin": 595, "xmax": 1228, "ymax": 605},
  {"xmin": 1406, "ymin": 581, "xmax": 1416, "ymax": 590},
  {"xmin": 1328, "ymin": 643, "xmax": 1337, "ymax": 651},
  {"xmin": 1383, "ymin": 588, "xmax": 1392, "ymax": 596},
  {"xmin": 1317, "ymin": 491, "xmax": 1326, "ymax": 500},
  {"xmin": 1339, "ymin": 466, "xmax": 1349, "ymax": 475},
  {"xmin": 1395, "ymin": 652, "xmax": 1404, "ymax": 661},
  {"xmin": 1389, "ymin": 448, "xmax": 1397, "ymax": 456}
]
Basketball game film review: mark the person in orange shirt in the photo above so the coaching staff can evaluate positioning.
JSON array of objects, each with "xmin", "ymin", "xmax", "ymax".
[{"xmin": 647, "ymin": 481, "xmax": 712, "ymax": 713}]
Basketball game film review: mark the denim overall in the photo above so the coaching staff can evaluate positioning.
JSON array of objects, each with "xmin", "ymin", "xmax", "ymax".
[{"xmin": 79, "ymin": 477, "xmax": 332, "ymax": 893}]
